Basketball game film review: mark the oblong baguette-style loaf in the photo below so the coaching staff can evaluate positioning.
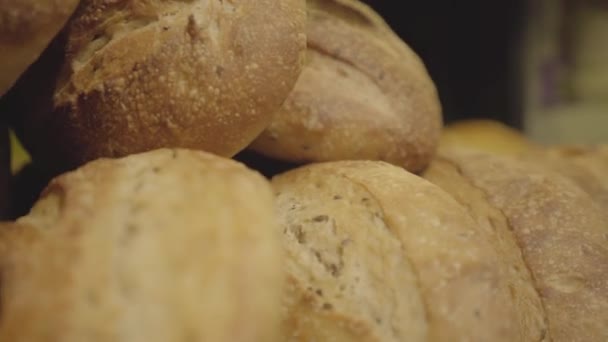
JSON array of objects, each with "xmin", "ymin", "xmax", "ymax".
[
  {"xmin": 0, "ymin": 0, "xmax": 80, "ymax": 96},
  {"xmin": 272, "ymin": 166, "xmax": 427, "ymax": 342},
  {"xmin": 273, "ymin": 161, "xmax": 519, "ymax": 341},
  {"xmin": 251, "ymin": 0, "xmax": 442, "ymax": 173},
  {"xmin": 6, "ymin": 0, "xmax": 306, "ymax": 172},
  {"xmin": 436, "ymin": 149, "xmax": 608, "ymax": 342},
  {"xmin": 0, "ymin": 149, "xmax": 282, "ymax": 342}
]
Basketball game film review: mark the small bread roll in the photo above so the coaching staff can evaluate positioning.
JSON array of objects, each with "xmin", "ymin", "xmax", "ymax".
[
  {"xmin": 0, "ymin": 0, "xmax": 79, "ymax": 96},
  {"xmin": 423, "ymin": 158, "xmax": 549, "ymax": 341},
  {"xmin": 0, "ymin": 149, "xmax": 282, "ymax": 342},
  {"xmin": 272, "ymin": 165, "xmax": 427, "ymax": 341},
  {"xmin": 440, "ymin": 119, "xmax": 536, "ymax": 156},
  {"xmin": 250, "ymin": 0, "xmax": 442, "ymax": 173},
  {"xmin": 273, "ymin": 161, "xmax": 519, "ymax": 341},
  {"xmin": 438, "ymin": 149, "xmax": 608, "ymax": 341},
  {"xmin": 7, "ymin": 0, "xmax": 306, "ymax": 172}
]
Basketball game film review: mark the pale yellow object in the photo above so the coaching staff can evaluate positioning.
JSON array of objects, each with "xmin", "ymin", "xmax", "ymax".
[{"xmin": 440, "ymin": 119, "xmax": 535, "ymax": 156}]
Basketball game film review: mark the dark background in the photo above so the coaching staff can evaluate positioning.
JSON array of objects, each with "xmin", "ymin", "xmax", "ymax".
[{"xmin": 361, "ymin": 1, "xmax": 527, "ymax": 128}]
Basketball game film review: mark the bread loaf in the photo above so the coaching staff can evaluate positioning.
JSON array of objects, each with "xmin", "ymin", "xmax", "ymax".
[
  {"xmin": 273, "ymin": 161, "xmax": 519, "ymax": 341},
  {"xmin": 435, "ymin": 149, "xmax": 608, "ymax": 341},
  {"xmin": 423, "ymin": 157, "xmax": 549, "ymax": 341},
  {"xmin": 250, "ymin": 0, "xmax": 442, "ymax": 173},
  {"xmin": 0, "ymin": 0, "xmax": 80, "ymax": 96},
  {"xmin": 272, "ymin": 165, "xmax": 427, "ymax": 341},
  {"xmin": 5, "ymin": 0, "xmax": 306, "ymax": 172},
  {"xmin": 0, "ymin": 149, "xmax": 282, "ymax": 342}
]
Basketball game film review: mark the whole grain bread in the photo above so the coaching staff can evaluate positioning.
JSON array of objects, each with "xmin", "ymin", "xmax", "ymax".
[
  {"xmin": 250, "ymin": 0, "xmax": 442, "ymax": 173},
  {"xmin": 438, "ymin": 149, "xmax": 608, "ymax": 342},
  {"xmin": 5, "ymin": 0, "xmax": 306, "ymax": 172},
  {"xmin": 0, "ymin": 149, "xmax": 282, "ymax": 342},
  {"xmin": 0, "ymin": 0, "xmax": 79, "ymax": 96},
  {"xmin": 273, "ymin": 161, "xmax": 520, "ymax": 341}
]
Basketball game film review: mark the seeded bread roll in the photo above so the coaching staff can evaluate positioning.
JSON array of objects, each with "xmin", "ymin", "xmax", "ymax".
[
  {"xmin": 423, "ymin": 158, "xmax": 549, "ymax": 341},
  {"xmin": 0, "ymin": 149, "xmax": 282, "ymax": 342},
  {"xmin": 273, "ymin": 161, "xmax": 519, "ymax": 341},
  {"xmin": 437, "ymin": 149, "xmax": 608, "ymax": 342},
  {"xmin": 0, "ymin": 0, "xmax": 80, "ymax": 96},
  {"xmin": 250, "ymin": 0, "xmax": 442, "ymax": 173},
  {"xmin": 6, "ymin": 0, "xmax": 306, "ymax": 173},
  {"xmin": 272, "ymin": 166, "xmax": 427, "ymax": 342}
]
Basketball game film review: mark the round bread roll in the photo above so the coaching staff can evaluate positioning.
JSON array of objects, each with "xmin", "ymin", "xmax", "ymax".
[
  {"xmin": 0, "ymin": 149, "xmax": 282, "ymax": 342},
  {"xmin": 250, "ymin": 0, "xmax": 442, "ymax": 173},
  {"xmin": 440, "ymin": 119, "xmax": 536, "ymax": 156},
  {"xmin": 423, "ymin": 158, "xmax": 549, "ymax": 341},
  {"xmin": 0, "ymin": 0, "xmax": 80, "ymax": 96},
  {"xmin": 273, "ymin": 161, "xmax": 520, "ymax": 341},
  {"xmin": 436, "ymin": 149, "xmax": 608, "ymax": 341},
  {"xmin": 6, "ymin": 0, "xmax": 306, "ymax": 172}
]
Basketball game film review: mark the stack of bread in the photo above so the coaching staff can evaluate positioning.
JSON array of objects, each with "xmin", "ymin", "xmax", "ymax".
[{"xmin": 0, "ymin": 0, "xmax": 606, "ymax": 341}]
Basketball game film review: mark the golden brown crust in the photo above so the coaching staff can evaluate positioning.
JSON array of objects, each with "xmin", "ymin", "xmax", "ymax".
[
  {"xmin": 440, "ymin": 149, "xmax": 608, "ymax": 341},
  {"xmin": 272, "ymin": 167, "xmax": 427, "ymax": 341},
  {"xmin": 0, "ymin": 0, "xmax": 79, "ymax": 95},
  {"xmin": 0, "ymin": 149, "xmax": 282, "ymax": 342},
  {"xmin": 274, "ymin": 161, "xmax": 519, "ymax": 341},
  {"xmin": 7, "ymin": 0, "xmax": 306, "ymax": 172},
  {"xmin": 250, "ymin": 0, "xmax": 442, "ymax": 173},
  {"xmin": 423, "ymin": 158, "xmax": 550, "ymax": 341}
]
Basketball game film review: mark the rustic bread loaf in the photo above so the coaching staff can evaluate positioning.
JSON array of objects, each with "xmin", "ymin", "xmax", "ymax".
[
  {"xmin": 273, "ymin": 161, "xmax": 519, "ymax": 341},
  {"xmin": 0, "ymin": 149, "xmax": 282, "ymax": 342},
  {"xmin": 0, "ymin": 0, "xmax": 80, "ymax": 96},
  {"xmin": 272, "ymin": 165, "xmax": 427, "ymax": 342},
  {"xmin": 423, "ymin": 157, "xmax": 549, "ymax": 341},
  {"xmin": 5, "ymin": 0, "xmax": 306, "ymax": 172},
  {"xmin": 250, "ymin": 0, "xmax": 442, "ymax": 173},
  {"xmin": 439, "ymin": 119, "xmax": 536, "ymax": 156},
  {"xmin": 436, "ymin": 149, "xmax": 608, "ymax": 342}
]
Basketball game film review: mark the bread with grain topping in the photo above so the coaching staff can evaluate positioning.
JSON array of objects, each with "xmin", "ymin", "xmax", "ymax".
[
  {"xmin": 272, "ymin": 161, "xmax": 519, "ymax": 341},
  {"xmin": 5, "ymin": 0, "xmax": 306, "ymax": 173},
  {"xmin": 250, "ymin": 0, "xmax": 442, "ymax": 173},
  {"xmin": 0, "ymin": 0, "xmax": 80, "ymax": 96},
  {"xmin": 0, "ymin": 149, "xmax": 282, "ymax": 342},
  {"xmin": 435, "ymin": 149, "xmax": 608, "ymax": 341}
]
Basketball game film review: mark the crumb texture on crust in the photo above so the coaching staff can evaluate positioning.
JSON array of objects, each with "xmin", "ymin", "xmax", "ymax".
[
  {"xmin": 7, "ymin": 0, "xmax": 306, "ymax": 172},
  {"xmin": 251, "ymin": 0, "xmax": 442, "ymax": 173},
  {"xmin": 0, "ymin": 149, "xmax": 283, "ymax": 342}
]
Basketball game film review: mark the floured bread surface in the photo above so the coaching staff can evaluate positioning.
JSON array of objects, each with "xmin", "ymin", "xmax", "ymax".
[
  {"xmin": 272, "ymin": 166, "xmax": 427, "ymax": 342},
  {"xmin": 0, "ymin": 149, "xmax": 282, "ymax": 342},
  {"xmin": 423, "ymin": 158, "xmax": 549, "ymax": 341},
  {"xmin": 7, "ymin": 0, "xmax": 306, "ymax": 172},
  {"xmin": 251, "ymin": 0, "xmax": 442, "ymax": 173},
  {"xmin": 274, "ymin": 161, "xmax": 519, "ymax": 341},
  {"xmin": 0, "ymin": 0, "xmax": 79, "ymax": 95},
  {"xmin": 441, "ymin": 149, "xmax": 608, "ymax": 342}
]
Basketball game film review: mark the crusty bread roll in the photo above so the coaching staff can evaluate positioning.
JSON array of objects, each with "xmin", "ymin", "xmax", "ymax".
[
  {"xmin": 0, "ymin": 0, "xmax": 80, "ymax": 96},
  {"xmin": 440, "ymin": 119, "xmax": 536, "ymax": 156},
  {"xmin": 423, "ymin": 158, "xmax": 549, "ymax": 341},
  {"xmin": 250, "ymin": 0, "xmax": 442, "ymax": 173},
  {"xmin": 436, "ymin": 149, "xmax": 608, "ymax": 341},
  {"xmin": 0, "ymin": 149, "xmax": 282, "ymax": 342},
  {"xmin": 6, "ymin": 0, "xmax": 306, "ymax": 172},
  {"xmin": 273, "ymin": 161, "xmax": 519, "ymax": 341},
  {"xmin": 272, "ymin": 166, "xmax": 427, "ymax": 341}
]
